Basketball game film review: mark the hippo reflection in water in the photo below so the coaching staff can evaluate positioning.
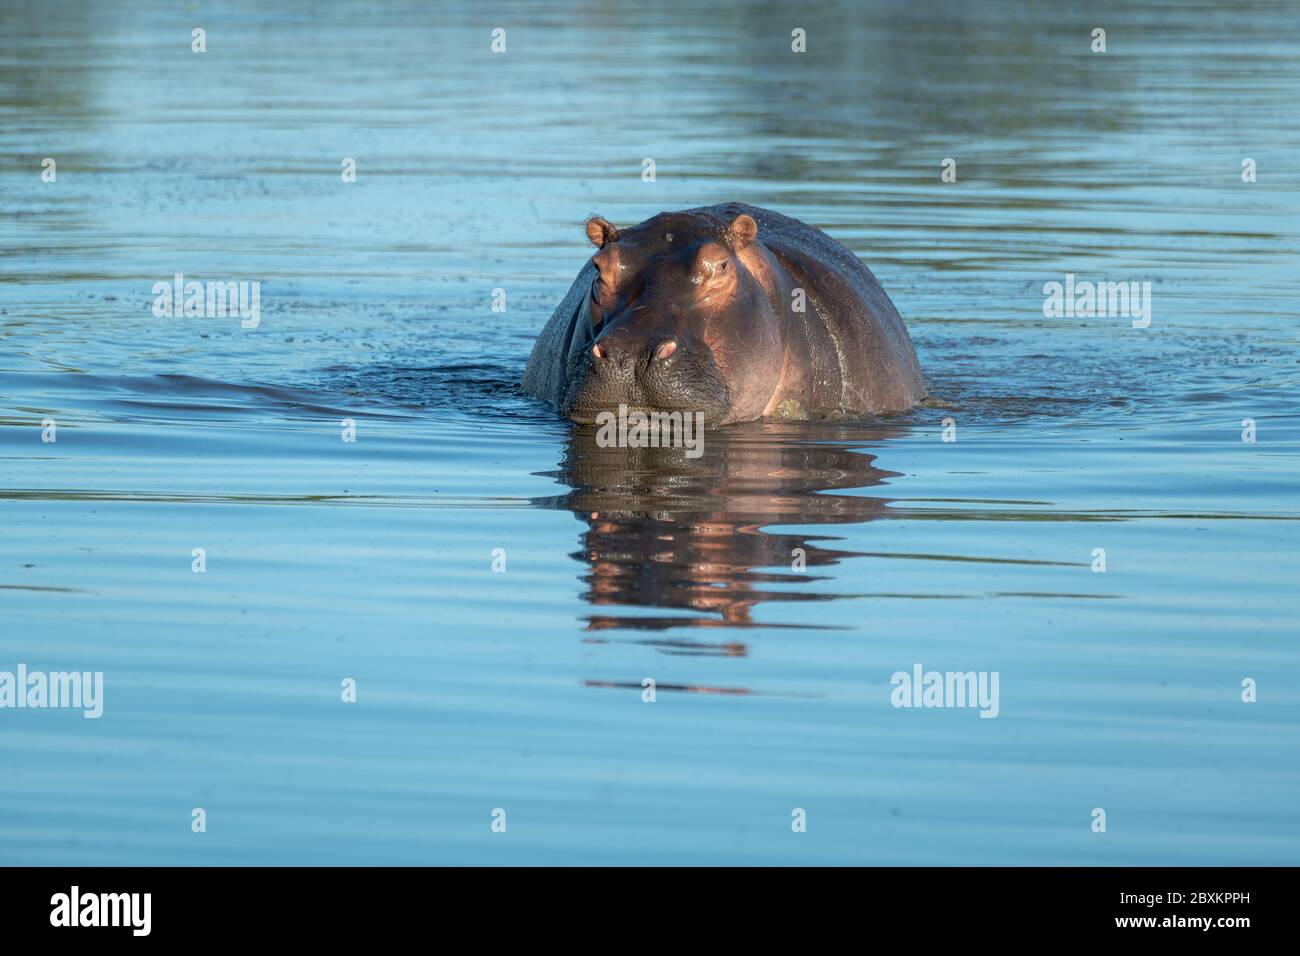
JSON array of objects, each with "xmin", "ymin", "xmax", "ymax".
[{"xmin": 531, "ymin": 421, "xmax": 902, "ymax": 678}]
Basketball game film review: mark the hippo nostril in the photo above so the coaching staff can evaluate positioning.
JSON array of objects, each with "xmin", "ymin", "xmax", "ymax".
[
  {"xmin": 655, "ymin": 340, "xmax": 677, "ymax": 361},
  {"xmin": 592, "ymin": 343, "xmax": 606, "ymax": 360}
]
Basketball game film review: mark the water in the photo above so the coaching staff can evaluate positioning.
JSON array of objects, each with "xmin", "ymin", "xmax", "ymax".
[{"xmin": 2, "ymin": 0, "xmax": 1298, "ymax": 865}]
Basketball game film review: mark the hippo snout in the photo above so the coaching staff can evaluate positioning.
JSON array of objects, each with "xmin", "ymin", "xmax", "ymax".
[
  {"xmin": 589, "ymin": 336, "xmax": 677, "ymax": 371},
  {"xmin": 561, "ymin": 332, "xmax": 729, "ymax": 425}
]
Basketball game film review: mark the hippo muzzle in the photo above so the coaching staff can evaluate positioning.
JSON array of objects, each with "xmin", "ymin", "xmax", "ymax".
[{"xmin": 561, "ymin": 325, "xmax": 730, "ymax": 426}]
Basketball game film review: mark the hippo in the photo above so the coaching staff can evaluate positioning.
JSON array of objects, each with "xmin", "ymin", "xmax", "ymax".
[{"xmin": 522, "ymin": 202, "xmax": 925, "ymax": 425}]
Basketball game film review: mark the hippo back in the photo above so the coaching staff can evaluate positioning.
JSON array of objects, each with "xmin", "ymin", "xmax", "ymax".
[{"xmin": 522, "ymin": 260, "xmax": 597, "ymax": 407}]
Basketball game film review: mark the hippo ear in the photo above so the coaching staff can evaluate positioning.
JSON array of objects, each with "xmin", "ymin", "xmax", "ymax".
[
  {"xmin": 727, "ymin": 213, "xmax": 758, "ymax": 249},
  {"xmin": 586, "ymin": 216, "xmax": 619, "ymax": 248}
]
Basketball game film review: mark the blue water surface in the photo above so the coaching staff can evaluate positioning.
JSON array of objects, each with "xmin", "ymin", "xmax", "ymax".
[{"xmin": 1, "ymin": 0, "xmax": 1298, "ymax": 865}]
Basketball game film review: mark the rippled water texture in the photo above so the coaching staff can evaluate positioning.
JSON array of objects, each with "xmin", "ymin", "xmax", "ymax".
[{"xmin": 2, "ymin": 0, "xmax": 1298, "ymax": 864}]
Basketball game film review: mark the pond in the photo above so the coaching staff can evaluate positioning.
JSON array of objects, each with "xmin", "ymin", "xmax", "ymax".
[{"xmin": 1, "ymin": 0, "xmax": 1297, "ymax": 864}]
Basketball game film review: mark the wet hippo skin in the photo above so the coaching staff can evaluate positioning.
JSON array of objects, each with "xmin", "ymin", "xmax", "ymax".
[{"xmin": 523, "ymin": 203, "xmax": 925, "ymax": 424}]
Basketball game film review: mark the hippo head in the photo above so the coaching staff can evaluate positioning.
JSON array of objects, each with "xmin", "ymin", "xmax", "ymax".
[{"xmin": 561, "ymin": 210, "xmax": 783, "ymax": 426}]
